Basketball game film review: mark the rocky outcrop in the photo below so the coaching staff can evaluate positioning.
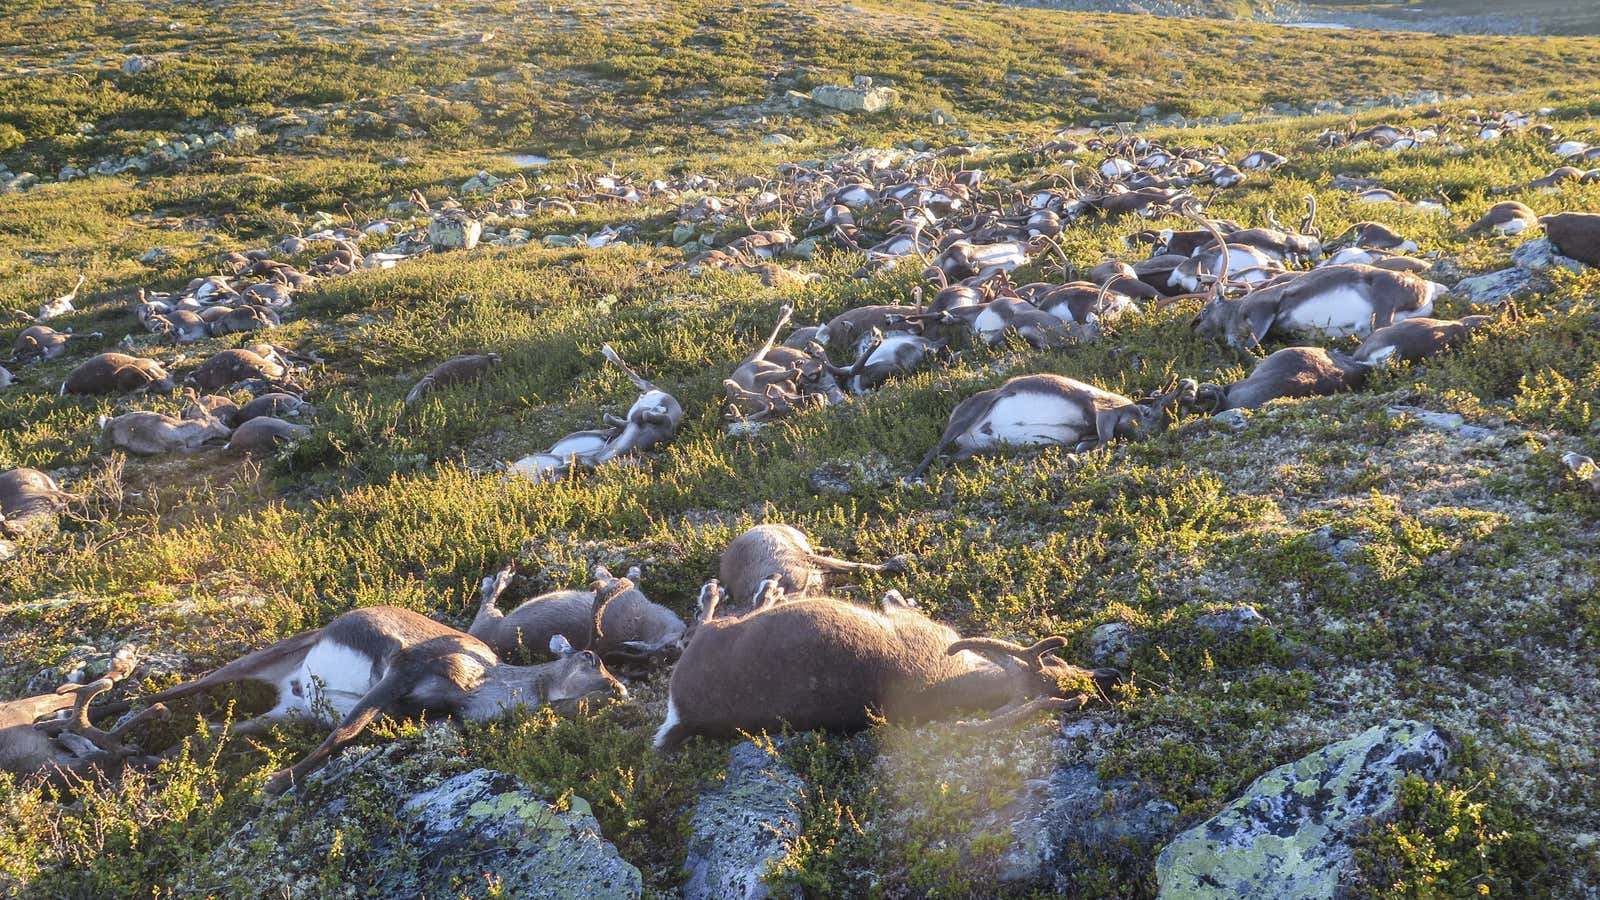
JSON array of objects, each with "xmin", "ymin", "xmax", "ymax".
[
  {"xmin": 181, "ymin": 726, "xmax": 640, "ymax": 899},
  {"xmin": 1155, "ymin": 720, "xmax": 1456, "ymax": 899},
  {"xmin": 683, "ymin": 741, "xmax": 803, "ymax": 900},
  {"xmin": 811, "ymin": 77, "xmax": 899, "ymax": 114}
]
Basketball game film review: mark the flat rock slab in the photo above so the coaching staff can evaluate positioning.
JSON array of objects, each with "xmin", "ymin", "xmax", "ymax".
[
  {"xmin": 1156, "ymin": 719, "xmax": 1454, "ymax": 899},
  {"xmin": 683, "ymin": 741, "xmax": 803, "ymax": 900},
  {"xmin": 184, "ymin": 727, "xmax": 640, "ymax": 899}
]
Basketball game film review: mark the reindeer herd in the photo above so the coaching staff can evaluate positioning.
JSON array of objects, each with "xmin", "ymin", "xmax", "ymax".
[{"xmin": 2, "ymin": 108, "xmax": 1597, "ymax": 800}]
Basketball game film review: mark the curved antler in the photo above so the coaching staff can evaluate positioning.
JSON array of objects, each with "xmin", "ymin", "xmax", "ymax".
[{"xmin": 587, "ymin": 576, "xmax": 635, "ymax": 647}]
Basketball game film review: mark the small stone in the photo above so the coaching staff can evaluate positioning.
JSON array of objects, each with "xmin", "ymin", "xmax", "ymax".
[
  {"xmin": 1196, "ymin": 605, "xmax": 1268, "ymax": 638},
  {"xmin": 1089, "ymin": 622, "xmax": 1140, "ymax": 668},
  {"xmin": 931, "ymin": 109, "xmax": 955, "ymax": 125},
  {"xmin": 1212, "ymin": 408, "xmax": 1249, "ymax": 431},
  {"xmin": 760, "ymin": 133, "xmax": 795, "ymax": 146},
  {"xmin": 121, "ymin": 55, "xmax": 155, "ymax": 75},
  {"xmin": 808, "ymin": 463, "xmax": 852, "ymax": 495}
]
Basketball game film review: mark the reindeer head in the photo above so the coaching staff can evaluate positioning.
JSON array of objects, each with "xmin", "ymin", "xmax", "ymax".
[{"xmin": 946, "ymin": 636, "xmax": 1124, "ymax": 726}]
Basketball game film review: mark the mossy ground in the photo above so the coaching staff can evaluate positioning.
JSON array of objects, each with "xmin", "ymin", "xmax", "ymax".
[{"xmin": 3, "ymin": 0, "xmax": 1599, "ymax": 897}]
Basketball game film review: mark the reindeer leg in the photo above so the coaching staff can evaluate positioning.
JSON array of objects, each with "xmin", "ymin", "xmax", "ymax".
[
  {"xmin": 262, "ymin": 670, "xmax": 412, "ymax": 795},
  {"xmin": 750, "ymin": 577, "xmax": 785, "ymax": 611}
]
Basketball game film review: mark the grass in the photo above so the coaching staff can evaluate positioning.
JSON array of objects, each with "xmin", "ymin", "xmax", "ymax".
[{"xmin": 3, "ymin": 0, "xmax": 1600, "ymax": 896}]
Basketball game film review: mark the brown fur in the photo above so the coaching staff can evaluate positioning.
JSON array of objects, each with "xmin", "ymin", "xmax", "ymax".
[{"xmin": 61, "ymin": 353, "xmax": 174, "ymax": 396}]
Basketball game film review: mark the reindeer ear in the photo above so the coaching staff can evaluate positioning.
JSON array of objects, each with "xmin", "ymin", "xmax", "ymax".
[{"xmin": 549, "ymin": 634, "xmax": 575, "ymax": 657}]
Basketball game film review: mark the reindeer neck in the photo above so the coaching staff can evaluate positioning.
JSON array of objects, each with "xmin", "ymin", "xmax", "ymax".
[
  {"xmin": 932, "ymin": 661, "xmax": 1026, "ymax": 713},
  {"xmin": 463, "ymin": 665, "xmax": 550, "ymax": 719}
]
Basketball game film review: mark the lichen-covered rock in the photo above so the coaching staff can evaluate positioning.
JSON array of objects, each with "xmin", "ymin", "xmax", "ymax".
[
  {"xmin": 1453, "ymin": 266, "xmax": 1534, "ymax": 304},
  {"xmin": 1089, "ymin": 622, "xmax": 1141, "ymax": 667},
  {"xmin": 428, "ymin": 214, "xmax": 482, "ymax": 250},
  {"xmin": 182, "ymin": 726, "xmax": 640, "ymax": 899},
  {"xmin": 683, "ymin": 741, "xmax": 802, "ymax": 900},
  {"xmin": 1000, "ymin": 763, "xmax": 1179, "ymax": 890},
  {"xmin": 1511, "ymin": 237, "xmax": 1586, "ymax": 274},
  {"xmin": 1155, "ymin": 720, "xmax": 1456, "ymax": 899},
  {"xmin": 811, "ymin": 78, "xmax": 899, "ymax": 113},
  {"xmin": 1196, "ymin": 604, "xmax": 1270, "ymax": 638}
]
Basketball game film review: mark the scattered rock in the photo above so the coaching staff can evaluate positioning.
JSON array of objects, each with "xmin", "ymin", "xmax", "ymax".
[
  {"xmin": 1386, "ymin": 405, "xmax": 1494, "ymax": 440},
  {"xmin": 1155, "ymin": 720, "xmax": 1456, "ymax": 899},
  {"xmin": 183, "ymin": 727, "xmax": 641, "ymax": 898},
  {"xmin": 761, "ymin": 133, "xmax": 796, "ymax": 146},
  {"xmin": 683, "ymin": 742, "xmax": 803, "ymax": 900},
  {"xmin": 931, "ymin": 108, "xmax": 956, "ymax": 125},
  {"xmin": 1453, "ymin": 267, "xmax": 1534, "ymax": 305},
  {"xmin": 808, "ymin": 463, "xmax": 852, "ymax": 495},
  {"xmin": 1212, "ymin": 408, "xmax": 1249, "ymax": 431},
  {"xmin": 1196, "ymin": 605, "xmax": 1269, "ymax": 638},
  {"xmin": 121, "ymin": 55, "xmax": 155, "ymax": 75},
  {"xmin": 811, "ymin": 76, "xmax": 899, "ymax": 113},
  {"xmin": 1002, "ymin": 763, "xmax": 1179, "ymax": 890},
  {"xmin": 461, "ymin": 170, "xmax": 504, "ymax": 193},
  {"xmin": 1089, "ymin": 621, "xmax": 1141, "ymax": 667}
]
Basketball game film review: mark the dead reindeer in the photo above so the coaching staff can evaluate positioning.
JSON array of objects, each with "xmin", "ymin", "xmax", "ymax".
[
  {"xmin": 127, "ymin": 603, "xmax": 628, "ymax": 795},
  {"xmin": 189, "ymin": 348, "xmax": 294, "ymax": 394},
  {"xmin": 1191, "ymin": 265, "xmax": 1443, "ymax": 351},
  {"xmin": 1353, "ymin": 314, "xmax": 1497, "ymax": 367},
  {"xmin": 823, "ymin": 327, "xmax": 946, "ymax": 394},
  {"xmin": 1186, "ymin": 347, "xmax": 1369, "ymax": 413},
  {"xmin": 504, "ymin": 345, "xmax": 681, "ymax": 481},
  {"xmin": 1540, "ymin": 212, "xmax": 1600, "ymax": 267},
  {"xmin": 225, "ymin": 416, "xmax": 312, "ymax": 453},
  {"xmin": 1, "ymin": 648, "xmax": 170, "ymax": 784},
  {"xmin": 909, "ymin": 375, "xmax": 1183, "ymax": 481},
  {"xmin": 60, "ymin": 353, "xmax": 175, "ymax": 396},
  {"xmin": 470, "ymin": 562, "xmax": 686, "ymax": 672},
  {"xmin": 970, "ymin": 296, "xmax": 1074, "ymax": 349},
  {"xmin": 0, "ymin": 468, "xmax": 75, "ymax": 540},
  {"xmin": 11, "ymin": 326, "xmax": 102, "ymax": 365},
  {"xmin": 718, "ymin": 523, "xmax": 906, "ymax": 611},
  {"xmin": 1463, "ymin": 201, "xmax": 1540, "ymax": 237},
  {"xmin": 182, "ymin": 391, "xmax": 241, "ymax": 428},
  {"xmin": 31, "ymin": 274, "xmax": 86, "ymax": 322},
  {"xmin": 592, "ymin": 343, "xmax": 683, "ymax": 464},
  {"xmin": 101, "ymin": 406, "xmax": 232, "ymax": 456},
  {"xmin": 148, "ymin": 310, "xmax": 210, "ymax": 344},
  {"xmin": 404, "ymin": 352, "xmax": 501, "ymax": 404},
  {"xmin": 654, "ymin": 583, "xmax": 1121, "ymax": 750},
  {"xmin": 238, "ymin": 392, "xmax": 315, "ymax": 423},
  {"xmin": 814, "ymin": 304, "xmax": 925, "ymax": 356},
  {"xmin": 723, "ymin": 304, "xmax": 843, "ymax": 423},
  {"xmin": 208, "ymin": 305, "xmax": 281, "ymax": 337}
]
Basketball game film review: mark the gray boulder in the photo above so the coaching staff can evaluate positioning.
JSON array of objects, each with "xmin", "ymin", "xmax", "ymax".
[
  {"xmin": 182, "ymin": 726, "xmax": 640, "ymax": 899},
  {"xmin": 428, "ymin": 214, "xmax": 482, "ymax": 250},
  {"xmin": 1511, "ymin": 237, "xmax": 1587, "ymax": 274},
  {"xmin": 683, "ymin": 741, "xmax": 803, "ymax": 900},
  {"xmin": 1001, "ymin": 762, "xmax": 1179, "ymax": 890},
  {"xmin": 1453, "ymin": 267, "xmax": 1534, "ymax": 305},
  {"xmin": 1155, "ymin": 719, "xmax": 1455, "ymax": 899}
]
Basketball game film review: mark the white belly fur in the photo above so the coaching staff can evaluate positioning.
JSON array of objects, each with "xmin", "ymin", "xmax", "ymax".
[
  {"xmin": 1282, "ymin": 288, "xmax": 1376, "ymax": 338},
  {"xmin": 957, "ymin": 393, "xmax": 1089, "ymax": 453},
  {"xmin": 297, "ymin": 640, "xmax": 383, "ymax": 720}
]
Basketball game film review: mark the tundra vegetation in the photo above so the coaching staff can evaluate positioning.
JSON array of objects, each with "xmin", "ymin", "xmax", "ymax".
[{"xmin": 2, "ymin": 0, "xmax": 1599, "ymax": 896}]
